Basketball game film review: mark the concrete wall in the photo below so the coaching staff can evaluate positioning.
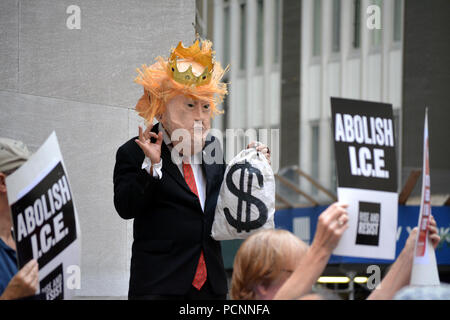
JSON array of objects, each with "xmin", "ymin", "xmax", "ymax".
[{"xmin": 0, "ymin": 0, "xmax": 195, "ymax": 297}]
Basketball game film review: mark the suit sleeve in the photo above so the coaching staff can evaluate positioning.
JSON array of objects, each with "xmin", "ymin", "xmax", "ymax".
[{"xmin": 113, "ymin": 145, "xmax": 159, "ymax": 220}]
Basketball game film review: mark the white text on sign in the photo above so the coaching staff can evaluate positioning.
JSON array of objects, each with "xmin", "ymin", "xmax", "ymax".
[{"xmin": 335, "ymin": 113, "xmax": 394, "ymax": 179}]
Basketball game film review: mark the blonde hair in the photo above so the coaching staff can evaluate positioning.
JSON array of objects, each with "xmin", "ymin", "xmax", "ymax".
[
  {"xmin": 134, "ymin": 39, "xmax": 228, "ymax": 124},
  {"xmin": 230, "ymin": 229, "xmax": 308, "ymax": 300}
]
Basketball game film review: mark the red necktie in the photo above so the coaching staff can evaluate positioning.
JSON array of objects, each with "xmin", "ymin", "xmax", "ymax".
[{"xmin": 182, "ymin": 162, "xmax": 207, "ymax": 290}]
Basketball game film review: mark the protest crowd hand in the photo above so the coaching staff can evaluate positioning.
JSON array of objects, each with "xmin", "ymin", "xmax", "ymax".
[
  {"xmin": 247, "ymin": 141, "xmax": 271, "ymax": 165},
  {"xmin": 273, "ymin": 202, "xmax": 349, "ymax": 300},
  {"xmin": 310, "ymin": 202, "xmax": 349, "ymax": 254},
  {"xmin": 0, "ymin": 259, "xmax": 38, "ymax": 300},
  {"xmin": 135, "ymin": 126, "xmax": 163, "ymax": 164},
  {"xmin": 428, "ymin": 215, "xmax": 440, "ymax": 249},
  {"xmin": 403, "ymin": 227, "xmax": 418, "ymax": 256},
  {"xmin": 367, "ymin": 215, "xmax": 440, "ymax": 300},
  {"xmin": 404, "ymin": 215, "xmax": 440, "ymax": 254}
]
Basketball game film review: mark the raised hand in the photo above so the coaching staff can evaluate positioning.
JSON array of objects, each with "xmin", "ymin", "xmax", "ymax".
[
  {"xmin": 273, "ymin": 202, "xmax": 349, "ymax": 300},
  {"xmin": 428, "ymin": 215, "xmax": 440, "ymax": 249},
  {"xmin": 311, "ymin": 202, "xmax": 349, "ymax": 253},
  {"xmin": 135, "ymin": 126, "xmax": 163, "ymax": 164},
  {"xmin": 404, "ymin": 215, "xmax": 440, "ymax": 254}
]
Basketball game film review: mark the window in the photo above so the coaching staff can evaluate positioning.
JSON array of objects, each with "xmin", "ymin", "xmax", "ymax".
[
  {"xmin": 222, "ymin": 90, "xmax": 230, "ymax": 131},
  {"xmin": 256, "ymin": 0, "xmax": 264, "ymax": 67},
  {"xmin": 195, "ymin": 0, "xmax": 206, "ymax": 37},
  {"xmin": 223, "ymin": 5, "xmax": 230, "ymax": 67},
  {"xmin": 393, "ymin": 0, "xmax": 403, "ymax": 42},
  {"xmin": 273, "ymin": 0, "xmax": 281, "ymax": 64},
  {"xmin": 352, "ymin": 0, "xmax": 361, "ymax": 49},
  {"xmin": 311, "ymin": 124, "xmax": 320, "ymax": 184},
  {"xmin": 240, "ymin": 2, "xmax": 247, "ymax": 70},
  {"xmin": 331, "ymin": 154, "xmax": 337, "ymax": 192},
  {"xmin": 332, "ymin": 0, "xmax": 341, "ymax": 53},
  {"xmin": 330, "ymin": 126, "xmax": 337, "ymax": 191},
  {"xmin": 312, "ymin": 0, "xmax": 322, "ymax": 57},
  {"xmin": 371, "ymin": 0, "xmax": 383, "ymax": 48}
]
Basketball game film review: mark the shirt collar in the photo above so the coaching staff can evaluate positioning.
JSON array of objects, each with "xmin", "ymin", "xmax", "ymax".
[
  {"xmin": 0, "ymin": 237, "xmax": 15, "ymax": 253},
  {"xmin": 158, "ymin": 123, "xmax": 172, "ymax": 147},
  {"xmin": 158, "ymin": 123, "xmax": 203, "ymax": 165}
]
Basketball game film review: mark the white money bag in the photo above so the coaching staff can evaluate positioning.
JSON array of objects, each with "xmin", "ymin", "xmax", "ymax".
[{"xmin": 211, "ymin": 146, "xmax": 275, "ymax": 240}]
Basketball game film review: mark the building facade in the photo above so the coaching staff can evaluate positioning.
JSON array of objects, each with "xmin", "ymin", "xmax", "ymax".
[
  {"xmin": 201, "ymin": 0, "xmax": 404, "ymax": 200},
  {"xmin": 210, "ymin": 0, "xmax": 282, "ymax": 133},
  {"xmin": 299, "ymin": 0, "xmax": 404, "ymax": 195},
  {"xmin": 200, "ymin": 0, "xmax": 450, "ymax": 297}
]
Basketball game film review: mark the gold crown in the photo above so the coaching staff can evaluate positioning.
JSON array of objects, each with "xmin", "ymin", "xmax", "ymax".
[{"xmin": 168, "ymin": 40, "xmax": 214, "ymax": 86}]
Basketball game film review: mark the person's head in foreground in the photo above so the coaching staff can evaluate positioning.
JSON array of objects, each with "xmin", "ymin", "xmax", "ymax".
[
  {"xmin": 230, "ymin": 202, "xmax": 350, "ymax": 300},
  {"xmin": 134, "ymin": 39, "xmax": 228, "ymax": 157},
  {"xmin": 299, "ymin": 289, "xmax": 341, "ymax": 300},
  {"xmin": 0, "ymin": 137, "xmax": 38, "ymax": 300},
  {"xmin": 394, "ymin": 283, "xmax": 450, "ymax": 300},
  {"xmin": 230, "ymin": 229, "xmax": 308, "ymax": 300}
]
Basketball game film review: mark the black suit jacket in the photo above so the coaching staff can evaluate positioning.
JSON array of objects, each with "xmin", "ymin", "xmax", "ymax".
[{"xmin": 113, "ymin": 123, "xmax": 228, "ymax": 297}]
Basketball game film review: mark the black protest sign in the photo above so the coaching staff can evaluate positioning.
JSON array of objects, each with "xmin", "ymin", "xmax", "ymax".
[
  {"xmin": 10, "ymin": 161, "xmax": 77, "ymax": 269},
  {"xmin": 39, "ymin": 263, "xmax": 64, "ymax": 300},
  {"xmin": 356, "ymin": 201, "xmax": 381, "ymax": 246},
  {"xmin": 331, "ymin": 98, "xmax": 397, "ymax": 192}
]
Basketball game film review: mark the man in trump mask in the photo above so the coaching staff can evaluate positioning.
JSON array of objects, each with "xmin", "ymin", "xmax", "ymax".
[{"xmin": 113, "ymin": 39, "xmax": 270, "ymax": 300}]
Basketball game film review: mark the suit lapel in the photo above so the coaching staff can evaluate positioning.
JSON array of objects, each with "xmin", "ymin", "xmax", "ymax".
[
  {"xmin": 160, "ymin": 140, "xmax": 193, "ymax": 195},
  {"xmin": 201, "ymin": 155, "xmax": 212, "ymax": 203},
  {"xmin": 201, "ymin": 136, "xmax": 222, "ymax": 212},
  {"xmin": 150, "ymin": 123, "xmax": 192, "ymax": 195}
]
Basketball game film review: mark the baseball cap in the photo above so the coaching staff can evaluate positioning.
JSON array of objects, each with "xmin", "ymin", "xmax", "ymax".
[{"xmin": 0, "ymin": 137, "xmax": 32, "ymax": 174}]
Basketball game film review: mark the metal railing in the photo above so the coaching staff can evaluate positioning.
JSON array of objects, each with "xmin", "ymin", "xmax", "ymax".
[{"xmin": 275, "ymin": 166, "xmax": 337, "ymax": 210}]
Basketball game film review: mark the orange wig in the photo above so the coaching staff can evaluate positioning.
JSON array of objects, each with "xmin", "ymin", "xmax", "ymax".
[{"xmin": 134, "ymin": 39, "xmax": 228, "ymax": 124}]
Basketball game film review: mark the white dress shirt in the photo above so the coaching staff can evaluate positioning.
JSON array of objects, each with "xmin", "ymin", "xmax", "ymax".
[{"xmin": 141, "ymin": 123, "xmax": 207, "ymax": 212}]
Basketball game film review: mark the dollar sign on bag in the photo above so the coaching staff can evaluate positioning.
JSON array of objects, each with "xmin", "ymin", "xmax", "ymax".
[{"xmin": 224, "ymin": 160, "xmax": 268, "ymax": 233}]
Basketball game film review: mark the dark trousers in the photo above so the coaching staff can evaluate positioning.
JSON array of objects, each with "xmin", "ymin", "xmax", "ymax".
[{"xmin": 129, "ymin": 281, "xmax": 227, "ymax": 300}]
